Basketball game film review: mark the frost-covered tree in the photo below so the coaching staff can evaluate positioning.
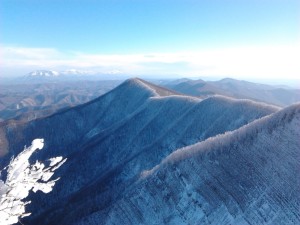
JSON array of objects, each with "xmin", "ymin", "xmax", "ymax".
[{"xmin": 0, "ymin": 139, "xmax": 66, "ymax": 225}]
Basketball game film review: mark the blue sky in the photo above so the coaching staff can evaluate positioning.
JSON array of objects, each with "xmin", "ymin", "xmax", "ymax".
[{"xmin": 1, "ymin": 0, "xmax": 299, "ymax": 79}]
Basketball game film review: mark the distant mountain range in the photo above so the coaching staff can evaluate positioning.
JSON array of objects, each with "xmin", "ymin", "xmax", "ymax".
[
  {"xmin": 27, "ymin": 70, "xmax": 61, "ymax": 77},
  {"xmin": 26, "ymin": 69, "xmax": 106, "ymax": 77},
  {"xmin": 2, "ymin": 76, "xmax": 298, "ymax": 123},
  {"xmin": 163, "ymin": 78, "xmax": 300, "ymax": 107},
  {"xmin": 24, "ymin": 69, "xmax": 126, "ymax": 79},
  {"xmin": 0, "ymin": 80, "xmax": 122, "ymax": 122},
  {"xmin": 25, "ymin": 69, "xmax": 94, "ymax": 79},
  {"xmin": 1, "ymin": 78, "xmax": 298, "ymax": 224}
]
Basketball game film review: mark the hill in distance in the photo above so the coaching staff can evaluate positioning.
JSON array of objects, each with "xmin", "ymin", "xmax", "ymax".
[
  {"xmin": 163, "ymin": 78, "xmax": 300, "ymax": 107},
  {"xmin": 0, "ymin": 80, "xmax": 122, "ymax": 122}
]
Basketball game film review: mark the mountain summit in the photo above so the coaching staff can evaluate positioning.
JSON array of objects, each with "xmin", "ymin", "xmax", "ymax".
[{"xmin": 27, "ymin": 70, "xmax": 60, "ymax": 77}]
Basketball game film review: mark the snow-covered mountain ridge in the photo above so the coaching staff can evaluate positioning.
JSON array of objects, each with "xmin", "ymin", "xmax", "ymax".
[
  {"xmin": 102, "ymin": 103, "xmax": 300, "ymax": 225},
  {"xmin": 1, "ymin": 78, "xmax": 294, "ymax": 225}
]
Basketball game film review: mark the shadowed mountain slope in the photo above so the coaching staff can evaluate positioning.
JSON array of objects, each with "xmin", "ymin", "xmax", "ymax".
[
  {"xmin": 0, "ymin": 79, "xmax": 279, "ymax": 224},
  {"xmin": 0, "ymin": 79, "xmax": 159, "ymax": 156}
]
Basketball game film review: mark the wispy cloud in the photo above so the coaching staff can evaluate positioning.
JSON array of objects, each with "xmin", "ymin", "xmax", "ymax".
[
  {"xmin": 1, "ymin": 44, "xmax": 299, "ymax": 79},
  {"xmin": 1, "ymin": 46, "xmax": 61, "ymax": 65}
]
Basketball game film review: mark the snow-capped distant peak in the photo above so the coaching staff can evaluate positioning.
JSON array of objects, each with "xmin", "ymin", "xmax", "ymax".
[
  {"xmin": 27, "ymin": 70, "xmax": 60, "ymax": 77},
  {"xmin": 61, "ymin": 69, "xmax": 81, "ymax": 75},
  {"xmin": 61, "ymin": 69, "xmax": 92, "ymax": 75}
]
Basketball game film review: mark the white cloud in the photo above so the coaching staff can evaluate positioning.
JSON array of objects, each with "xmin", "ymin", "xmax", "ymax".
[
  {"xmin": 1, "ymin": 46, "xmax": 62, "ymax": 66},
  {"xmin": 1, "ymin": 44, "xmax": 299, "ymax": 79}
]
